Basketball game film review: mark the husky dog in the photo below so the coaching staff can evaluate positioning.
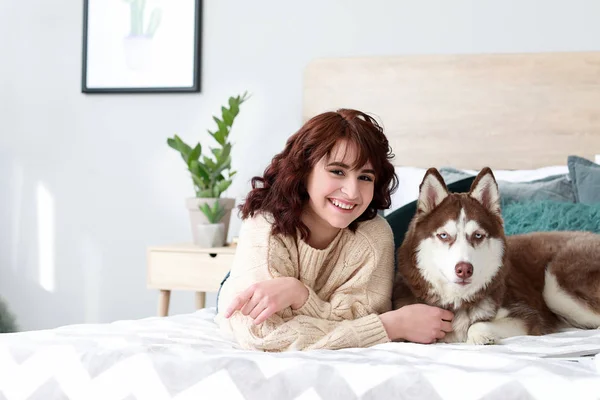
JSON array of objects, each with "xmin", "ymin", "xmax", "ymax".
[{"xmin": 392, "ymin": 167, "xmax": 600, "ymax": 344}]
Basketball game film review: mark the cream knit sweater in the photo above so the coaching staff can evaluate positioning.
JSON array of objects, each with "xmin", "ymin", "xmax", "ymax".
[{"xmin": 215, "ymin": 213, "xmax": 395, "ymax": 352}]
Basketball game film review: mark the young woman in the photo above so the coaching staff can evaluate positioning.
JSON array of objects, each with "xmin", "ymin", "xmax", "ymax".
[{"xmin": 215, "ymin": 109, "xmax": 454, "ymax": 351}]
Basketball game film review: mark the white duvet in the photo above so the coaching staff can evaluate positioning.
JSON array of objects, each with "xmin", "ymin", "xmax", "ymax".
[{"xmin": 0, "ymin": 308, "xmax": 599, "ymax": 400}]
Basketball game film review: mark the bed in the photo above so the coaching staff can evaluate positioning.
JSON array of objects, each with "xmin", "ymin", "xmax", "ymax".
[
  {"xmin": 3, "ymin": 52, "xmax": 600, "ymax": 399},
  {"xmin": 1, "ymin": 308, "xmax": 599, "ymax": 399}
]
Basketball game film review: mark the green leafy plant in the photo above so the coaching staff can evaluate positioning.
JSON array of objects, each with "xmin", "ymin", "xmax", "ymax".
[
  {"xmin": 199, "ymin": 201, "xmax": 227, "ymax": 224},
  {"xmin": 0, "ymin": 296, "xmax": 17, "ymax": 333},
  {"xmin": 167, "ymin": 92, "xmax": 250, "ymax": 201},
  {"xmin": 124, "ymin": 0, "xmax": 162, "ymax": 38}
]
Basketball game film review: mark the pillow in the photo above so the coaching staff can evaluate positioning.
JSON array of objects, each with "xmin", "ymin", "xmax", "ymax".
[
  {"xmin": 439, "ymin": 167, "xmax": 576, "ymax": 206},
  {"xmin": 385, "ymin": 176, "xmax": 476, "ymax": 251},
  {"xmin": 567, "ymin": 155, "xmax": 600, "ymax": 204},
  {"xmin": 502, "ymin": 201, "xmax": 600, "ymax": 236},
  {"xmin": 447, "ymin": 165, "xmax": 569, "ymax": 182},
  {"xmin": 390, "ymin": 164, "xmax": 570, "ymax": 215}
]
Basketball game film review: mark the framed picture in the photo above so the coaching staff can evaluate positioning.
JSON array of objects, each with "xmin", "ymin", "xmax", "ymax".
[{"xmin": 82, "ymin": 0, "xmax": 202, "ymax": 93}]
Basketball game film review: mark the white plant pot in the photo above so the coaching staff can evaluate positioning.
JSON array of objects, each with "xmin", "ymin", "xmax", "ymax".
[
  {"xmin": 186, "ymin": 197, "xmax": 235, "ymax": 245},
  {"xmin": 195, "ymin": 223, "xmax": 225, "ymax": 248}
]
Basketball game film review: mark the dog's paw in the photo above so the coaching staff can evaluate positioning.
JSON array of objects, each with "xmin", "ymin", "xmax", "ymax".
[{"xmin": 466, "ymin": 322, "xmax": 498, "ymax": 345}]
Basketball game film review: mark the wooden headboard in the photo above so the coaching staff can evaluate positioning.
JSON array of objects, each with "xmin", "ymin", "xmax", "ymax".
[{"xmin": 303, "ymin": 52, "xmax": 600, "ymax": 169}]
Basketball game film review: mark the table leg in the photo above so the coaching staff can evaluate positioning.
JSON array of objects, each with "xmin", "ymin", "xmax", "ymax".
[
  {"xmin": 195, "ymin": 291, "xmax": 206, "ymax": 309},
  {"xmin": 158, "ymin": 290, "xmax": 171, "ymax": 316}
]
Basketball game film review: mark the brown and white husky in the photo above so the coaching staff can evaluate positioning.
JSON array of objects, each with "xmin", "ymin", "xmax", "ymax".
[{"xmin": 392, "ymin": 167, "xmax": 600, "ymax": 344}]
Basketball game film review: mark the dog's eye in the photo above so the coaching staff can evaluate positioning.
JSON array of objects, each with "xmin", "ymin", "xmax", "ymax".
[
  {"xmin": 437, "ymin": 233, "xmax": 449, "ymax": 240},
  {"xmin": 473, "ymin": 232, "xmax": 485, "ymax": 240}
]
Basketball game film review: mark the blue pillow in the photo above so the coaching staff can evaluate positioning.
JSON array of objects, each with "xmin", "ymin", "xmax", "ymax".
[
  {"xmin": 502, "ymin": 201, "xmax": 600, "ymax": 236},
  {"xmin": 567, "ymin": 155, "xmax": 600, "ymax": 204}
]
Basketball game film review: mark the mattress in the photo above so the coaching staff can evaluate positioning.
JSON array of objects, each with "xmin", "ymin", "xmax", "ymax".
[{"xmin": 0, "ymin": 308, "xmax": 599, "ymax": 400}]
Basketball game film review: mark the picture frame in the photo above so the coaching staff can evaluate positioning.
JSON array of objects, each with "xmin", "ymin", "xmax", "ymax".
[{"xmin": 81, "ymin": 0, "xmax": 202, "ymax": 94}]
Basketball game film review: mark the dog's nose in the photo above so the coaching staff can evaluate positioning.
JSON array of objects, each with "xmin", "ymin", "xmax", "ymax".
[{"xmin": 455, "ymin": 262, "xmax": 473, "ymax": 279}]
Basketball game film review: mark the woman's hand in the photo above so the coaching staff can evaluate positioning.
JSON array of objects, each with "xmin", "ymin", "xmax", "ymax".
[
  {"xmin": 380, "ymin": 304, "xmax": 454, "ymax": 343},
  {"xmin": 224, "ymin": 277, "xmax": 309, "ymax": 324}
]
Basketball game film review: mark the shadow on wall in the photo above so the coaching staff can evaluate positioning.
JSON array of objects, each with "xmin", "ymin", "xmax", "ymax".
[
  {"xmin": 0, "ymin": 153, "xmax": 101, "ymax": 331},
  {"xmin": 0, "ymin": 143, "xmax": 187, "ymax": 331}
]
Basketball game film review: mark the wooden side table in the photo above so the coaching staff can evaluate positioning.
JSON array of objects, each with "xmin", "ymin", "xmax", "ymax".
[{"xmin": 147, "ymin": 243, "xmax": 235, "ymax": 316}]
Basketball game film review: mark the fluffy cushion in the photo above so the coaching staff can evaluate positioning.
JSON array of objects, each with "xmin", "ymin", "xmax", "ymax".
[
  {"xmin": 567, "ymin": 155, "xmax": 600, "ymax": 204},
  {"xmin": 502, "ymin": 201, "xmax": 600, "ymax": 236}
]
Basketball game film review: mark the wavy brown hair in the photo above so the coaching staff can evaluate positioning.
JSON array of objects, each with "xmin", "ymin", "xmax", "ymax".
[{"xmin": 240, "ymin": 108, "xmax": 398, "ymax": 240}]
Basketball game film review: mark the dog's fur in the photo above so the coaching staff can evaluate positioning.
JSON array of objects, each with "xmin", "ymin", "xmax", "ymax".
[{"xmin": 392, "ymin": 167, "xmax": 600, "ymax": 344}]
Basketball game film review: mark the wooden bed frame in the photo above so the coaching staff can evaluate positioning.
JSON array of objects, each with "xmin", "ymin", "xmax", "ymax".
[{"xmin": 303, "ymin": 52, "xmax": 600, "ymax": 169}]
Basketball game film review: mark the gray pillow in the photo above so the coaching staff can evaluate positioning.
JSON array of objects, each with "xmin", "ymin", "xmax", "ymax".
[
  {"xmin": 439, "ymin": 167, "xmax": 576, "ymax": 206},
  {"xmin": 567, "ymin": 155, "xmax": 600, "ymax": 204}
]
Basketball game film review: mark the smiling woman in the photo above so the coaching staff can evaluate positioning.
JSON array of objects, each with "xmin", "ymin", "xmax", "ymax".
[{"xmin": 214, "ymin": 109, "xmax": 455, "ymax": 352}]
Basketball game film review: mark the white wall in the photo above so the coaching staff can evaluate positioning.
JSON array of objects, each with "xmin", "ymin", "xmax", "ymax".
[{"xmin": 1, "ymin": 0, "xmax": 599, "ymax": 331}]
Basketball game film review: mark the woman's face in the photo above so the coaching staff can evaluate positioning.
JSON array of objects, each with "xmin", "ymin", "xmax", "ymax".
[{"xmin": 304, "ymin": 140, "xmax": 376, "ymax": 231}]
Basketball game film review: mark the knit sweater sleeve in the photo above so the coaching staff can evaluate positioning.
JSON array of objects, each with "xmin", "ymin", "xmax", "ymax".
[
  {"xmin": 227, "ymin": 311, "xmax": 388, "ymax": 351},
  {"xmin": 217, "ymin": 214, "xmax": 390, "ymax": 352},
  {"xmin": 293, "ymin": 216, "xmax": 395, "ymax": 321}
]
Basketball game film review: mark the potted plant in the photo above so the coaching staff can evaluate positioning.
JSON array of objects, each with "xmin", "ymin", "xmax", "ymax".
[
  {"xmin": 167, "ymin": 92, "xmax": 249, "ymax": 246},
  {"xmin": 195, "ymin": 201, "xmax": 227, "ymax": 248}
]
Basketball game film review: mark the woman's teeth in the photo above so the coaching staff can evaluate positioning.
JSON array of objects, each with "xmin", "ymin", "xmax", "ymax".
[{"xmin": 330, "ymin": 199, "xmax": 355, "ymax": 210}]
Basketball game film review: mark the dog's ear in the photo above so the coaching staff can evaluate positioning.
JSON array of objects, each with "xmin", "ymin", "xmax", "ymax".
[
  {"xmin": 417, "ymin": 168, "xmax": 449, "ymax": 215},
  {"xmin": 469, "ymin": 167, "xmax": 501, "ymax": 215}
]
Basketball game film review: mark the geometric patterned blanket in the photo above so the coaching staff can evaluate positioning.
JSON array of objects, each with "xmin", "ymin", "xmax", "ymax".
[{"xmin": 1, "ymin": 308, "xmax": 599, "ymax": 400}]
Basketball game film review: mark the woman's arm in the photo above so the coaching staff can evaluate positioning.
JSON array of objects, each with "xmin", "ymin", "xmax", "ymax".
[
  {"xmin": 227, "ymin": 308, "xmax": 389, "ymax": 351},
  {"xmin": 223, "ymin": 277, "xmax": 308, "ymax": 324},
  {"xmin": 227, "ymin": 299, "xmax": 454, "ymax": 351}
]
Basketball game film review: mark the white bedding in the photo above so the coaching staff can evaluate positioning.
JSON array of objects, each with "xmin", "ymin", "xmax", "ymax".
[{"xmin": 0, "ymin": 308, "xmax": 599, "ymax": 400}]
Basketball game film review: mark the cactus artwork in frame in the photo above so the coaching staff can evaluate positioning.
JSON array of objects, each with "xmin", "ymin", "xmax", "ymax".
[{"xmin": 82, "ymin": 0, "xmax": 202, "ymax": 93}]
